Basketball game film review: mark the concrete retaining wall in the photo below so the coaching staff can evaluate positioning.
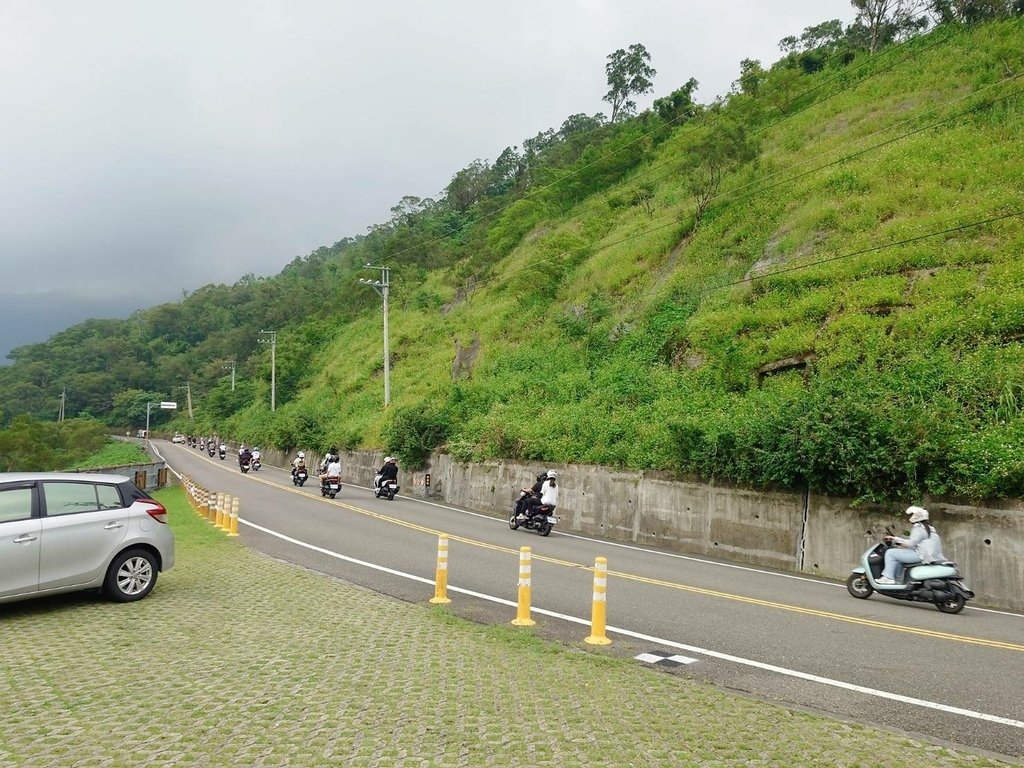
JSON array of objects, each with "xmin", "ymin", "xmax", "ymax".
[{"xmin": 325, "ymin": 450, "xmax": 1022, "ymax": 612}]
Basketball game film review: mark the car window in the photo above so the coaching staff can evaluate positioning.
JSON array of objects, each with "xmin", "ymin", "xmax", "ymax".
[
  {"xmin": 0, "ymin": 487, "xmax": 33, "ymax": 523},
  {"xmin": 96, "ymin": 484, "xmax": 123, "ymax": 510},
  {"xmin": 41, "ymin": 482, "xmax": 102, "ymax": 516}
]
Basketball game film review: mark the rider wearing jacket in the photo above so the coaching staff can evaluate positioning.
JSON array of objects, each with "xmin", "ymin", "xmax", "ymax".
[
  {"xmin": 877, "ymin": 506, "xmax": 945, "ymax": 584},
  {"xmin": 376, "ymin": 456, "xmax": 398, "ymax": 488}
]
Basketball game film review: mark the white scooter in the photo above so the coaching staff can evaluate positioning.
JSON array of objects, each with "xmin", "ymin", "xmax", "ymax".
[{"xmin": 847, "ymin": 539, "xmax": 974, "ymax": 614}]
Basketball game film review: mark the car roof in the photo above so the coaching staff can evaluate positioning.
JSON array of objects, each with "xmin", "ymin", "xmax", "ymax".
[{"xmin": 0, "ymin": 472, "xmax": 134, "ymax": 484}]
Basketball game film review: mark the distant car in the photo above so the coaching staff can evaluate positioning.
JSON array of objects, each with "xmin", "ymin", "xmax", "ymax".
[
  {"xmin": 0, "ymin": 473, "xmax": 175, "ymax": 606},
  {"xmin": 171, "ymin": 434, "xmax": 186, "ymax": 444}
]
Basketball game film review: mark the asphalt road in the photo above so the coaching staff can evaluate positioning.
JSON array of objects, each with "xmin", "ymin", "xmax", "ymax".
[{"xmin": 158, "ymin": 441, "xmax": 1024, "ymax": 760}]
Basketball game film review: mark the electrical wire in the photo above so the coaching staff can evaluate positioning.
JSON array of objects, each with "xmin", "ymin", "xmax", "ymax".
[{"xmin": 364, "ymin": 26, "xmax": 962, "ymax": 268}]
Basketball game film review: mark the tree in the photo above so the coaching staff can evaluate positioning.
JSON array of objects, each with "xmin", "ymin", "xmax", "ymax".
[
  {"xmin": 851, "ymin": 0, "xmax": 929, "ymax": 53},
  {"xmin": 445, "ymin": 159, "xmax": 491, "ymax": 213},
  {"xmin": 680, "ymin": 120, "xmax": 760, "ymax": 227},
  {"xmin": 735, "ymin": 59, "xmax": 766, "ymax": 97},
  {"xmin": 653, "ymin": 77, "xmax": 700, "ymax": 123},
  {"xmin": 603, "ymin": 43, "xmax": 657, "ymax": 122}
]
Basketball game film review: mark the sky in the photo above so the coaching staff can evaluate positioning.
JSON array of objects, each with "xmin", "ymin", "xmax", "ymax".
[{"xmin": 0, "ymin": 0, "xmax": 856, "ymax": 361}]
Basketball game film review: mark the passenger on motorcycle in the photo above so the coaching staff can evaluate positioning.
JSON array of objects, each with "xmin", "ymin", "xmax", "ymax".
[
  {"xmin": 319, "ymin": 456, "xmax": 341, "ymax": 483},
  {"xmin": 877, "ymin": 506, "xmax": 945, "ymax": 584},
  {"xmin": 375, "ymin": 456, "xmax": 398, "ymax": 489},
  {"xmin": 527, "ymin": 470, "xmax": 558, "ymax": 518}
]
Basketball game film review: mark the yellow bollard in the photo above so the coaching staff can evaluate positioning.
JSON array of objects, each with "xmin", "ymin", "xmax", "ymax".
[
  {"xmin": 205, "ymin": 490, "xmax": 215, "ymax": 521},
  {"xmin": 585, "ymin": 556, "xmax": 612, "ymax": 646},
  {"xmin": 429, "ymin": 534, "xmax": 451, "ymax": 604},
  {"xmin": 511, "ymin": 546, "xmax": 535, "ymax": 626},
  {"xmin": 228, "ymin": 497, "xmax": 240, "ymax": 537},
  {"xmin": 216, "ymin": 493, "xmax": 227, "ymax": 529}
]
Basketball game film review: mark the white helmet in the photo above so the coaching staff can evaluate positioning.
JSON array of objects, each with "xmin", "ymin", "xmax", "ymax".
[
  {"xmin": 240, "ymin": 445, "xmax": 246, "ymax": 450},
  {"xmin": 298, "ymin": 451, "xmax": 305, "ymax": 458},
  {"xmin": 547, "ymin": 470, "xmax": 557, "ymax": 479},
  {"xmin": 906, "ymin": 506, "xmax": 929, "ymax": 523}
]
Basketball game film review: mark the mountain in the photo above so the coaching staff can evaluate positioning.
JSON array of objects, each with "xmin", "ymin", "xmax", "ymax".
[{"xmin": 2, "ymin": 15, "xmax": 1022, "ymax": 504}]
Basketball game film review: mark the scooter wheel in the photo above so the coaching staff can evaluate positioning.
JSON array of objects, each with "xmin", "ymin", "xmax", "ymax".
[
  {"xmin": 385, "ymin": 490, "xmax": 395, "ymax": 501},
  {"xmin": 508, "ymin": 514, "xmax": 520, "ymax": 530},
  {"xmin": 936, "ymin": 593, "xmax": 966, "ymax": 614},
  {"xmin": 846, "ymin": 573, "xmax": 873, "ymax": 599},
  {"xmin": 539, "ymin": 522, "xmax": 553, "ymax": 537}
]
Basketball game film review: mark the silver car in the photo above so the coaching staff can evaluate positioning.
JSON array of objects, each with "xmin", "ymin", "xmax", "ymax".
[{"xmin": 0, "ymin": 473, "xmax": 175, "ymax": 605}]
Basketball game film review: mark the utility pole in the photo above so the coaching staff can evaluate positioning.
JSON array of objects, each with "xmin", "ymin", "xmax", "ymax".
[
  {"xmin": 179, "ymin": 382, "xmax": 194, "ymax": 420},
  {"xmin": 57, "ymin": 387, "xmax": 66, "ymax": 421},
  {"xmin": 258, "ymin": 330, "xmax": 278, "ymax": 411},
  {"xmin": 222, "ymin": 358, "xmax": 236, "ymax": 391},
  {"xmin": 358, "ymin": 264, "xmax": 391, "ymax": 407}
]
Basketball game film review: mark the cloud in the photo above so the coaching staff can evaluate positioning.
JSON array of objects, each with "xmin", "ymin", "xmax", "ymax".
[{"xmin": 0, "ymin": 0, "xmax": 854, "ymax": 359}]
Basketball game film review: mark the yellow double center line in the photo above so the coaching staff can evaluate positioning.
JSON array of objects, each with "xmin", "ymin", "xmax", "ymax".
[{"xmin": 224, "ymin": 459, "xmax": 1024, "ymax": 654}]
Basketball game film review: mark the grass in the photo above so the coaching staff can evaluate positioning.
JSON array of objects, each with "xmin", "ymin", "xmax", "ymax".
[
  {"xmin": 0, "ymin": 487, "xmax": 1013, "ymax": 766},
  {"xmin": 66, "ymin": 439, "xmax": 151, "ymax": 470}
]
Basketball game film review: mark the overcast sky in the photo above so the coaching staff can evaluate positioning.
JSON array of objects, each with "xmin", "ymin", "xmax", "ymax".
[{"xmin": 0, "ymin": 0, "xmax": 855, "ymax": 360}]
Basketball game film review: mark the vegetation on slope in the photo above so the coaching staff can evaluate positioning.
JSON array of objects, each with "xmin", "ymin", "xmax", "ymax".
[{"xmin": 2, "ymin": 7, "xmax": 1022, "ymax": 502}]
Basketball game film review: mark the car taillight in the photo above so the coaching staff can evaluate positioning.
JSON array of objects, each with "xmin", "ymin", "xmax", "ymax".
[{"xmin": 142, "ymin": 500, "xmax": 169, "ymax": 524}]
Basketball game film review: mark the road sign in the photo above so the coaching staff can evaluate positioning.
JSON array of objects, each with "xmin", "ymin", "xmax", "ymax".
[{"xmin": 159, "ymin": 401, "xmax": 178, "ymax": 409}]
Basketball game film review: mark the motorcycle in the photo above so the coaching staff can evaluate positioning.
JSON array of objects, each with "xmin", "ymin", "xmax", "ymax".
[
  {"xmin": 292, "ymin": 465, "xmax": 308, "ymax": 487},
  {"xmin": 847, "ymin": 539, "xmax": 974, "ymax": 614},
  {"xmin": 208, "ymin": 444, "xmax": 216, "ymax": 457},
  {"xmin": 239, "ymin": 457, "xmax": 251, "ymax": 474},
  {"xmin": 321, "ymin": 475, "xmax": 341, "ymax": 499},
  {"xmin": 374, "ymin": 474, "xmax": 400, "ymax": 501},
  {"xmin": 219, "ymin": 446, "xmax": 227, "ymax": 460},
  {"xmin": 509, "ymin": 491, "xmax": 557, "ymax": 537},
  {"xmin": 251, "ymin": 456, "xmax": 261, "ymax": 472}
]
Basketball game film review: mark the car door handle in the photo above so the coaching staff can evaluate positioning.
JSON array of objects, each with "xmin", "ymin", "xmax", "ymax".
[
  {"xmin": 13, "ymin": 534, "xmax": 37, "ymax": 544},
  {"xmin": 103, "ymin": 522, "xmax": 124, "ymax": 530}
]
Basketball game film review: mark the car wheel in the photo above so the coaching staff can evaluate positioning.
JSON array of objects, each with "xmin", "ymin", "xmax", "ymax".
[
  {"xmin": 103, "ymin": 548, "xmax": 158, "ymax": 602},
  {"xmin": 846, "ymin": 573, "xmax": 873, "ymax": 599}
]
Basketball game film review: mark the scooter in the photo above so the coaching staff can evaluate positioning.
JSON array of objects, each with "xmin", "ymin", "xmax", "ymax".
[
  {"xmin": 239, "ymin": 457, "xmax": 251, "ymax": 474},
  {"xmin": 219, "ymin": 446, "xmax": 227, "ymax": 460},
  {"xmin": 251, "ymin": 456, "xmax": 261, "ymax": 472},
  {"xmin": 847, "ymin": 539, "xmax": 974, "ymax": 614},
  {"xmin": 208, "ymin": 445, "xmax": 216, "ymax": 457},
  {"xmin": 509, "ymin": 495, "xmax": 557, "ymax": 537},
  {"xmin": 321, "ymin": 475, "xmax": 341, "ymax": 499},
  {"xmin": 373, "ymin": 474, "xmax": 400, "ymax": 501},
  {"xmin": 292, "ymin": 465, "xmax": 308, "ymax": 486}
]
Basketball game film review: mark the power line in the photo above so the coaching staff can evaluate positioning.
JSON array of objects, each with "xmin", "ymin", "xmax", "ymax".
[
  {"xmin": 496, "ymin": 82, "xmax": 1022, "ymax": 282},
  {"xmin": 366, "ymin": 26, "xmax": 960, "ymax": 269},
  {"xmin": 705, "ymin": 209, "xmax": 1024, "ymax": 294}
]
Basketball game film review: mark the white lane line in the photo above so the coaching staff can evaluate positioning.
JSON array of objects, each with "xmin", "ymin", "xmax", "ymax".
[{"xmin": 239, "ymin": 517, "xmax": 1024, "ymax": 731}]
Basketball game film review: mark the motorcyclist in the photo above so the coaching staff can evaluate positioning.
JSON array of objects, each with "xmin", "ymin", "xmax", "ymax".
[
  {"xmin": 375, "ymin": 456, "xmax": 398, "ymax": 490},
  {"xmin": 526, "ymin": 470, "xmax": 557, "ymax": 518},
  {"xmin": 319, "ymin": 455, "xmax": 342, "ymax": 484},
  {"xmin": 291, "ymin": 451, "xmax": 307, "ymax": 476},
  {"xmin": 252, "ymin": 446, "xmax": 261, "ymax": 463},
  {"xmin": 877, "ymin": 506, "xmax": 946, "ymax": 584},
  {"xmin": 238, "ymin": 445, "xmax": 252, "ymax": 468}
]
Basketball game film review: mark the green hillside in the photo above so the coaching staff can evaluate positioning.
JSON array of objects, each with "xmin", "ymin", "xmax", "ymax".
[{"xmin": 3, "ymin": 14, "xmax": 1023, "ymax": 502}]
